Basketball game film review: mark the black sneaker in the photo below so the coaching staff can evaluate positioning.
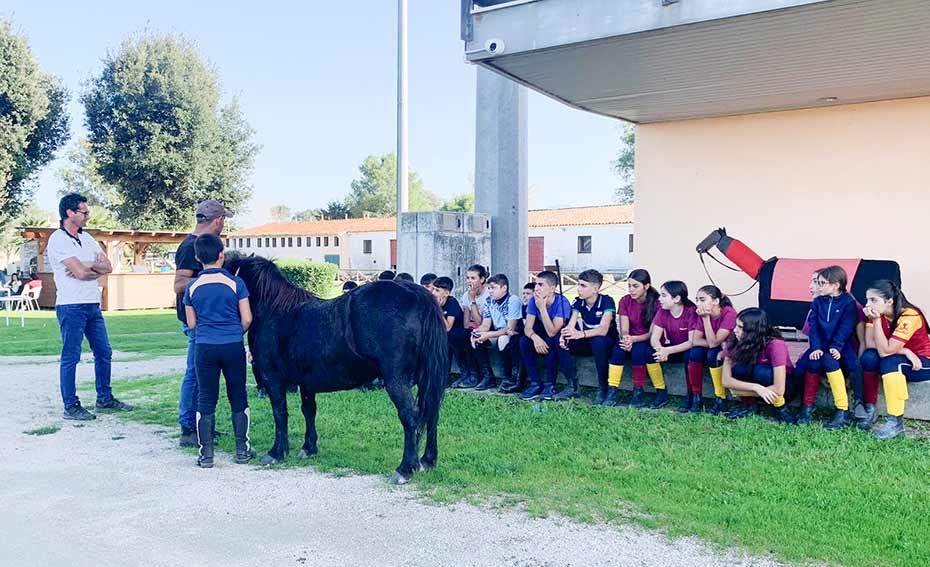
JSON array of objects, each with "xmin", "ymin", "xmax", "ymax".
[
  {"xmin": 824, "ymin": 409, "xmax": 851, "ymax": 430},
  {"xmin": 602, "ymin": 387, "xmax": 622, "ymax": 407},
  {"xmin": 796, "ymin": 405, "xmax": 814, "ymax": 425},
  {"xmin": 773, "ymin": 407, "xmax": 797, "ymax": 425},
  {"xmin": 539, "ymin": 384, "xmax": 556, "ymax": 401},
  {"xmin": 856, "ymin": 403, "xmax": 877, "ymax": 431},
  {"xmin": 628, "ymin": 388, "xmax": 645, "ymax": 408},
  {"xmin": 519, "ymin": 383, "xmax": 543, "ymax": 401},
  {"xmin": 649, "ymin": 389, "xmax": 669, "ymax": 409},
  {"xmin": 64, "ymin": 403, "xmax": 96, "ymax": 421},
  {"xmin": 873, "ymin": 415, "xmax": 905, "ymax": 440},
  {"xmin": 706, "ymin": 398, "xmax": 727, "ymax": 416},
  {"xmin": 95, "ymin": 398, "xmax": 134, "ymax": 412},
  {"xmin": 727, "ymin": 403, "xmax": 757, "ymax": 420},
  {"xmin": 553, "ymin": 384, "xmax": 579, "ymax": 401}
]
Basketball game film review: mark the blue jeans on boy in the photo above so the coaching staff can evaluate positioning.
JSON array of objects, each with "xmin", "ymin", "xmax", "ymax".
[
  {"xmin": 56, "ymin": 303, "xmax": 113, "ymax": 410},
  {"xmin": 178, "ymin": 325, "xmax": 199, "ymax": 432}
]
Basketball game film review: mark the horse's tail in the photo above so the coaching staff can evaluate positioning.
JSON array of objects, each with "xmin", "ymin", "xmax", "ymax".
[{"xmin": 416, "ymin": 292, "xmax": 448, "ymax": 438}]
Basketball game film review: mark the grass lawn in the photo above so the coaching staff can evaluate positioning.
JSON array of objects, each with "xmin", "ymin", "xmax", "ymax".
[
  {"xmin": 0, "ymin": 309, "xmax": 187, "ymax": 357},
  {"xmin": 95, "ymin": 371, "xmax": 930, "ymax": 567}
]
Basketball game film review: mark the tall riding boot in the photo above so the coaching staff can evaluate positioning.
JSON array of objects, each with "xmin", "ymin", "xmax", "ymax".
[
  {"xmin": 553, "ymin": 375, "xmax": 579, "ymax": 401},
  {"xmin": 499, "ymin": 361, "xmax": 523, "ymax": 394},
  {"xmin": 474, "ymin": 354, "xmax": 496, "ymax": 391},
  {"xmin": 232, "ymin": 410, "xmax": 257, "ymax": 464},
  {"xmin": 196, "ymin": 413, "xmax": 215, "ymax": 468}
]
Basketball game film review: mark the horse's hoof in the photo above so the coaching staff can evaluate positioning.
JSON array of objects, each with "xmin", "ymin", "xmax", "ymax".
[
  {"xmin": 419, "ymin": 460, "xmax": 435, "ymax": 472},
  {"xmin": 260, "ymin": 454, "xmax": 280, "ymax": 466},
  {"xmin": 297, "ymin": 448, "xmax": 317, "ymax": 460},
  {"xmin": 388, "ymin": 471, "xmax": 411, "ymax": 485}
]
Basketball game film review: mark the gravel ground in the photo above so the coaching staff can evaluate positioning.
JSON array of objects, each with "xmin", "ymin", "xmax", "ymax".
[{"xmin": 1, "ymin": 354, "xmax": 787, "ymax": 567}]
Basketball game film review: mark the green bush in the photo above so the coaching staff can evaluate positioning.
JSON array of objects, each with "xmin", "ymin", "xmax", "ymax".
[{"xmin": 276, "ymin": 259, "xmax": 338, "ymax": 298}]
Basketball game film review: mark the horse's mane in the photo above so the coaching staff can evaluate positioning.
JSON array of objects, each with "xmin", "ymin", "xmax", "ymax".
[{"xmin": 231, "ymin": 254, "xmax": 316, "ymax": 313}]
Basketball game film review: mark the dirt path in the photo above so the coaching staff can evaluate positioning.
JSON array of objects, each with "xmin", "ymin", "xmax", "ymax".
[{"xmin": 1, "ymin": 355, "xmax": 784, "ymax": 567}]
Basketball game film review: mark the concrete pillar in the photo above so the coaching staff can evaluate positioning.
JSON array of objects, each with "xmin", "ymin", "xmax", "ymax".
[{"xmin": 474, "ymin": 67, "xmax": 529, "ymax": 288}]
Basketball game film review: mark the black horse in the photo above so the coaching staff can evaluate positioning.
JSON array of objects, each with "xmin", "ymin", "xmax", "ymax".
[{"xmin": 225, "ymin": 254, "xmax": 448, "ymax": 484}]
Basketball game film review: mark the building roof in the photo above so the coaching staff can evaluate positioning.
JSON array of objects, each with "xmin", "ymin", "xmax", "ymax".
[
  {"xmin": 231, "ymin": 216, "xmax": 397, "ymax": 237},
  {"xmin": 230, "ymin": 205, "xmax": 633, "ymax": 237}
]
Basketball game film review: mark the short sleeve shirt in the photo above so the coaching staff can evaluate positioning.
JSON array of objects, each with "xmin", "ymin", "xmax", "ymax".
[
  {"xmin": 868, "ymin": 308, "xmax": 930, "ymax": 357},
  {"xmin": 460, "ymin": 286, "xmax": 491, "ymax": 328},
  {"xmin": 482, "ymin": 294, "xmax": 522, "ymax": 331},
  {"xmin": 692, "ymin": 305, "xmax": 738, "ymax": 337},
  {"xmin": 527, "ymin": 294, "xmax": 572, "ymax": 336},
  {"xmin": 183, "ymin": 268, "xmax": 249, "ymax": 345},
  {"xmin": 618, "ymin": 294, "xmax": 651, "ymax": 336},
  {"xmin": 442, "ymin": 296, "xmax": 464, "ymax": 332},
  {"xmin": 571, "ymin": 294, "xmax": 617, "ymax": 334},
  {"xmin": 175, "ymin": 234, "xmax": 202, "ymax": 323},
  {"xmin": 653, "ymin": 306, "xmax": 696, "ymax": 347},
  {"xmin": 46, "ymin": 228, "xmax": 104, "ymax": 305},
  {"xmin": 759, "ymin": 339, "xmax": 791, "ymax": 368}
]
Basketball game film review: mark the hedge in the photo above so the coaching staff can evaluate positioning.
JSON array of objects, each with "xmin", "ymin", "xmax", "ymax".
[{"xmin": 275, "ymin": 259, "xmax": 339, "ymax": 298}]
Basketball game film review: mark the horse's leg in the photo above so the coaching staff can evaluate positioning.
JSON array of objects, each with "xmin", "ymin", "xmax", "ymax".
[
  {"xmin": 383, "ymin": 376, "xmax": 420, "ymax": 484},
  {"xmin": 420, "ymin": 419, "xmax": 438, "ymax": 472},
  {"xmin": 260, "ymin": 379, "xmax": 290, "ymax": 465},
  {"xmin": 297, "ymin": 386, "xmax": 318, "ymax": 459}
]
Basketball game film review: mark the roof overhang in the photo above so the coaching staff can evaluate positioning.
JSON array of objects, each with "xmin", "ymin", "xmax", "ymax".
[{"xmin": 463, "ymin": 0, "xmax": 930, "ymax": 123}]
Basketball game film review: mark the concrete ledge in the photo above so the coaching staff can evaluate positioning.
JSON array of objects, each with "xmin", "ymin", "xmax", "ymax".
[{"xmin": 457, "ymin": 350, "xmax": 930, "ymax": 420}]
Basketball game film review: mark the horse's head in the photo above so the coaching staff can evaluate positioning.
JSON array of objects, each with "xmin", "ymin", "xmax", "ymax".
[{"xmin": 222, "ymin": 252, "xmax": 313, "ymax": 314}]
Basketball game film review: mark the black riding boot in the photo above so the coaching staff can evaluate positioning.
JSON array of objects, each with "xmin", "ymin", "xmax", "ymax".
[
  {"xmin": 474, "ymin": 354, "xmax": 496, "ymax": 391},
  {"xmin": 553, "ymin": 376, "xmax": 579, "ymax": 401},
  {"xmin": 196, "ymin": 413, "xmax": 215, "ymax": 468},
  {"xmin": 602, "ymin": 386, "xmax": 622, "ymax": 407},
  {"xmin": 232, "ymin": 410, "xmax": 257, "ymax": 464}
]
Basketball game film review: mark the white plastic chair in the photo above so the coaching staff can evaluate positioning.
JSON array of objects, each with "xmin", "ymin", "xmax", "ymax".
[{"xmin": 25, "ymin": 286, "xmax": 41, "ymax": 311}]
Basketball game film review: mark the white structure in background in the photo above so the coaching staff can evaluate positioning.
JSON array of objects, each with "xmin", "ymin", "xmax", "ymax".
[{"xmin": 228, "ymin": 205, "xmax": 634, "ymax": 274}]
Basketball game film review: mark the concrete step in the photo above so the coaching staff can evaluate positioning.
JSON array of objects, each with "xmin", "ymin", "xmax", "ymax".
[{"xmin": 455, "ymin": 349, "xmax": 930, "ymax": 420}]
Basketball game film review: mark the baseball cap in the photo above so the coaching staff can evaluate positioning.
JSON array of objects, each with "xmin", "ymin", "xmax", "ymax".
[{"xmin": 195, "ymin": 200, "xmax": 232, "ymax": 221}]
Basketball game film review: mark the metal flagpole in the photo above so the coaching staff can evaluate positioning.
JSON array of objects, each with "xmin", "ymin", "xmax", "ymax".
[{"xmin": 396, "ymin": 0, "xmax": 409, "ymax": 237}]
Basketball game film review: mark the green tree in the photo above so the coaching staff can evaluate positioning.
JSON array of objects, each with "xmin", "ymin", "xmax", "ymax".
[
  {"xmin": 0, "ymin": 202, "xmax": 54, "ymax": 265},
  {"xmin": 57, "ymin": 140, "xmax": 122, "ymax": 229},
  {"xmin": 612, "ymin": 122, "xmax": 635, "ymax": 205},
  {"xmin": 0, "ymin": 19, "xmax": 70, "ymax": 227},
  {"xmin": 345, "ymin": 153, "xmax": 440, "ymax": 217},
  {"xmin": 440, "ymin": 192, "xmax": 475, "ymax": 212},
  {"xmin": 270, "ymin": 204, "xmax": 292, "ymax": 222},
  {"xmin": 82, "ymin": 33, "xmax": 258, "ymax": 230}
]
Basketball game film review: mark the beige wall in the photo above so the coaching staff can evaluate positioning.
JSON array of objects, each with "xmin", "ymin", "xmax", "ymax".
[{"xmin": 636, "ymin": 96, "xmax": 930, "ymax": 314}]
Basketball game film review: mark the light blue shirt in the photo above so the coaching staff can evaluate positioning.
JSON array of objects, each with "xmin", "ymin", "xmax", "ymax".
[{"xmin": 482, "ymin": 294, "xmax": 522, "ymax": 331}]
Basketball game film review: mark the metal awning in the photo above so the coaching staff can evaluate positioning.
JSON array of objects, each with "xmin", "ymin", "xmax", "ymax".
[{"xmin": 463, "ymin": 0, "xmax": 930, "ymax": 123}]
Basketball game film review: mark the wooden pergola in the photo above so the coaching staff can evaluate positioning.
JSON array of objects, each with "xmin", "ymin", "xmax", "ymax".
[{"xmin": 20, "ymin": 227, "xmax": 194, "ymax": 311}]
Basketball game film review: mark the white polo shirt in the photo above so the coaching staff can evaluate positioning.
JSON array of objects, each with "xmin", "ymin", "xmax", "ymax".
[{"xmin": 46, "ymin": 227, "xmax": 104, "ymax": 305}]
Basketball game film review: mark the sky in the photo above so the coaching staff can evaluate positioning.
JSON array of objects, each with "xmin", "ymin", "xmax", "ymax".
[{"xmin": 3, "ymin": 1, "xmax": 623, "ymax": 228}]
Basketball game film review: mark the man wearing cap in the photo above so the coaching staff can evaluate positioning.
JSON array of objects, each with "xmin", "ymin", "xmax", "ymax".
[
  {"xmin": 48, "ymin": 193, "xmax": 133, "ymax": 420},
  {"xmin": 174, "ymin": 200, "xmax": 230, "ymax": 446}
]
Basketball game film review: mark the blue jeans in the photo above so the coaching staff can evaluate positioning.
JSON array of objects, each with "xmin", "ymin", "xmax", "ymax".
[
  {"xmin": 56, "ymin": 303, "xmax": 112, "ymax": 409},
  {"xmin": 178, "ymin": 326, "xmax": 198, "ymax": 431}
]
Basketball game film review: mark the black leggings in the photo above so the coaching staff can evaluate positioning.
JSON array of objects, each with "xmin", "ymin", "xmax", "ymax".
[{"xmin": 196, "ymin": 341, "xmax": 249, "ymax": 415}]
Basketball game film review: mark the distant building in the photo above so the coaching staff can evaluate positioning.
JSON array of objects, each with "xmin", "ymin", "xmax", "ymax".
[{"xmin": 229, "ymin": 204, "xmax": 634, "ymax": 274}]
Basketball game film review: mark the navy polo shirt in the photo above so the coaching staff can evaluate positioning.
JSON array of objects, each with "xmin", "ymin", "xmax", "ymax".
[
  {"xmin": 571, "ymin": 294, "xmax": 617, "ymax": 337},
  {"xmin": 183, "ymin": 268, "xmax": 249, "ymax": 345}
]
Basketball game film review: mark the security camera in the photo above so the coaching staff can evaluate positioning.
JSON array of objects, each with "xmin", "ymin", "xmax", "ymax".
[{"xmin": 485, "ymin": 38, "xmax": 505, "ymax": 55}]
